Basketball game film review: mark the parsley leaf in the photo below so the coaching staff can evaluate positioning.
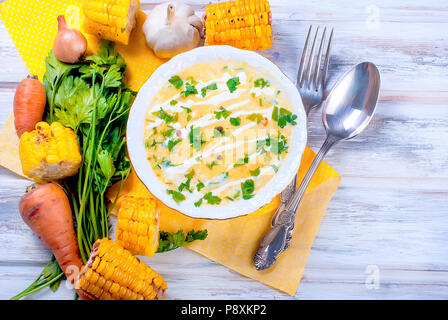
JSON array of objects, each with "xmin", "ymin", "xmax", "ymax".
[
  {"xmin": 157, "ymin": 229, "xmax": 208, "ymax": 252},
  {"xmin": 178, "ymin": 170, "xmax": 195, "ymax": 193},
  {"xmin": 226, "ymin": 77, "xmax": 240, "ymax": 93},
  {"xmin": 196, "ymin": 181, "xmax": 205, "ymax": 191},
  {"xmin": 167, "ymin": 189, "xmax": 186, "ymax": 203},
  {"xmin": 254, "ymin": 78, "xmax": 270, "ymax": 89},
  {"xmin": 169, "ymin": 75, "xmax": 183, "ymax": 89},
  {"xmin": 167, "ymin": 138, "xmax": 182, "ymax": 152},
  {"xmin": 194, "ymin": 198, "xmax": 203, "ymax": 207},
  {"xmin": 214, "ymin": 106, "xmax": 231, "ymax": 120},
  {"xmin": 181, "ymin": 82, "xmax": 198, "ymax": 97},
  {"xmin": 249, "ymin": 167, "xmax": 261, "ymax": 176},
  {"xmin": 241, "ymin": 179, "xmax": 255, "ymax": 200},
  {"xmin": 234, "ymin": 155, "xmax": 249, "ymax": 167},
  {"xmin": 207, "ymin": 160, "xmax": 219, "ymax": 169},
  {"xmin": 203, "ymin": 192, "xmax": 222, "ymax": 205},
  {"xmin": 189, "ymin": 126, "xmax": 206, "ymax": 151},
  {"xmin": 181, "ymin": 106, "xmax": 192, "ymax": 113},
  {"xmin": 170, "ymin": 100, "xmax": 178, "ymax": 106},
  {"xmin": 201, "ymin": 83, "xmax": 218, "ymax": 97},
  {"xmin": 269, "ymin": 134, "xmax": 288, "ymax": 155},
  {"xmin": 246, "ymin": 113, "xmax": 264, "ymax": 124},
  {"xmin": 152, "ymin": 108, "xmax": 178, "ymax": 124},
  {"xmin": 271, "ymin": 106, "xmax": 298, "ymax": 128},
  {"xmin": 229, "ymin": 117, "xmax": 241, "ymax": 126}
]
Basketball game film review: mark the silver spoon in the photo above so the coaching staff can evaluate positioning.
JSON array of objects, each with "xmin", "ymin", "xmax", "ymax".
[{"xmin": 254, "ymin": 62, "xmax": 381, "ymax": 270}]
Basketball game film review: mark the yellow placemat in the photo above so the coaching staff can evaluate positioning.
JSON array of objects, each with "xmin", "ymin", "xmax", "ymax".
[{"xmin": 0, "ymin": 0, "xmax": 341, "ymax": 296}]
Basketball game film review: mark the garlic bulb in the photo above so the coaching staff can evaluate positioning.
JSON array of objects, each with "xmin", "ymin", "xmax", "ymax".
[{"xmin": 143, "ymin": 1, "xmax": 203, "ymax": 59}]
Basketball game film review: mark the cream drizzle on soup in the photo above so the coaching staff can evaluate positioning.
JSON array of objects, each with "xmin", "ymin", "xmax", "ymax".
[{"xmin": 144, "ymin": 61, "xmax": 298, "ymax": 207}]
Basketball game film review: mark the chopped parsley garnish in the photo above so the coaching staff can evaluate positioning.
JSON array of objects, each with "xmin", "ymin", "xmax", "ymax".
[
  {"xmin": 189, "ymin": 126, "xmax": 206, "ymax": 151},
  {"xmin": 162, "ymin": 127, "xmax": 175, "ymax": 137},
  {"xmin": 187, "ymin": 115, "xmax": 192, "ymax": 121},
  {"xmin": 241, "ymin": 179, "xmax": 255, "ymax": 200},
  {"xmin": 271, "ymin": 106, "xmax": 298, "ymax": 128},
  {"xmin": 167, "ymin": 189, "xmax": 186, "ymax": 203},
  {"xmin": 194, "ymin": 191, "xmax": 222, "ymax": 207},
  {"xmin": 194, "ymin": 198, "xmax": 203, "ymax": 207},
  {"xmin": 246, "ymin": 113, "xmax": 264, "ymax": 124},
  {"xmin": 234, "ymin": 155, "xmax": 249, "ymax": 167},
  {"xmin": 214, "ymin": 106, "xmax": 231, "ymax": 120},
  {"xmin": 181, "ymin": 106, "xmax": 192, "ymax": 113},
  {"xmin": 145, "ymin": 138, "xmax": 160, "ymax": 149},
  {"xmin": 196, "ymin": 181, "xmax": 205, "ymax": 191},
  {"xmin": 207, "ymin": 160, "xmax": 219, "ymax": 170},
  {"xmin": 249, "ymin": 167, "xmax": 261, "ymax": 176},
  {"xmin": 154, "ymin": 158, "xmax": 182, "ymax": 169},
  {"xmin": 201, "ymin": 83, "xmax": 218, "ymax": 97},
  {"xmin": 186, "ymin": 76, "xmax": 198, "ymax": 85},
  {"xmin": 152, "ymin": 108, "xmax": 178, "ymax": 124},
  {"xmin": 226, "ymin": 77, "xmax": 240, "ymax": 93},
  {"xmin": 203, "ymin": 192, "xmax": 221, "ymax": 205},
  {"xmin": 269, "ymin": 134, "xmax": 288, "ymax": 155},
  {"xmin": 168, "ymin": 75, "xmax": 183, "ymax": 89},
  {"xmin": 270, "ymin": 164, "xmax": 279, "ymax": 173},
  {"xmin": 178, "ymin": 170, "xmax": 195, "ymax": 193},
  {"xmin": 170, "ymin": 100, "xmax": 178, "ymax": 106},
  {"xmin": 254, "ymin": 78, "xmax": 270, "ymax": 89},
  {"xmin": 167, "ymin": 138, "xmax": 181, "ymax": 152},
  {"xmin": 157, "ymin": 229, "xmax": 208, "ymax": 253},
  {"xmin": 232, "ymin": 190, "xmax": 241, "ymax": 199},
  {"xmin": 181, "ymin": 82, "xmax": 198, "ymax": 97},
  {"xmin": 229, "ymin": 117, "xmax": 241, "ymax": 126}
]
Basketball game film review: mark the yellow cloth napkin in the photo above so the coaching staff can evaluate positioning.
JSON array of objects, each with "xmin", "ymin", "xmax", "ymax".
[{"xmin": 0, "ymin": 0, "xmax": 341, "ymax": 296}]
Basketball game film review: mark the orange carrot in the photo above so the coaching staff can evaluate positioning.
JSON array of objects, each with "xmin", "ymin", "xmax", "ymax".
[
  {"xmin": 19, "ymin": 183, "xmax": 83, "ymax": 284},
  {"xmin": 14, "ymin": 75, "xmax": 46, "ymax": 137}
]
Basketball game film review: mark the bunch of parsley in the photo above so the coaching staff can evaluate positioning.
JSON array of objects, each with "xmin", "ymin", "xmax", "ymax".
[{"xmin": 43, "ymin": 41, "xmax": 134, "ymax": 261}]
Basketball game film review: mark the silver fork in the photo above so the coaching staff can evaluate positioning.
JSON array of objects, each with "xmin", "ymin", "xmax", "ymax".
[
  {"xmin": 298, "ymin": 25, "xmax": 333, "ymax": 116},
  {"xmin": 255, "ymin": 26, "xmax": 333, "ymax": 270}
]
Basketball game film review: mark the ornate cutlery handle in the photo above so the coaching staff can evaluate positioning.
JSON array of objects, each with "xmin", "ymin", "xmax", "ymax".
[
  {"xmin": 254, "ymin": 135, "xmax": 338, "ymax": 270},
  {"xmin": 271, "ymin": 174, "xmax": 297, "ymax": 226}
]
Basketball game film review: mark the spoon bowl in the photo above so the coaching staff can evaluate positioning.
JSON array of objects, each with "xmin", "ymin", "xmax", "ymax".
[{"xmin": 323, "ymin": 62, "xmax": 380, "ymax": 140}]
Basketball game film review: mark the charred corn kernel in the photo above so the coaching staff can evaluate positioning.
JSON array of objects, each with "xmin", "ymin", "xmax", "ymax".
[
  {"xmin": 76, "ymin": 238, "xmax": 167, "ymax": 300},
  {"xmin": 115, "ymin": 196, "xmax": 159, "ymax": 257},
  {"xmin": 19, "ymin": 122, "xmax": 82, "ymax": 182},
  {"xmin": 82, "ymin": 0, "xmax": 139, "ymax": 45},
  {"xmin": 204, "ymin": 0, "xmax": 272, "ymax": 50}
]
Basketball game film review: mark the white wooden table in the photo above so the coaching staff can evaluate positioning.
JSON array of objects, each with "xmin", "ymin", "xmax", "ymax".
[{"xmin": 1, "ymin": 0, "xmax": 447, "ymax": 300}]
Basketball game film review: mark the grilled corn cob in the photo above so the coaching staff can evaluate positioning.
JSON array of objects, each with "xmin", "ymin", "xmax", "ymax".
[
  {"xmin": 75, "ymin": 238, "xmax": 167, "ymax": 300},
  {"xmin": 82, "ymin": 0, "xmax": 140, "ymax": 45},
  {"xmin": 204, "ymin": 0, "xmax": 272, "ymax": 50},
  {"xmin": 19, "ymin": 122, "xmax": 82, "ymax": 182},
  {"xmin": 115, "ymin": 196, "xmax": 160, "ymax": 257}
]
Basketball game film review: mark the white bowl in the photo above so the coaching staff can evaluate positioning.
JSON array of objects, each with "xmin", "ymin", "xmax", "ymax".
[{"xmin": 127, "ymin": 45, "xmax": 307, "ymax": 219}]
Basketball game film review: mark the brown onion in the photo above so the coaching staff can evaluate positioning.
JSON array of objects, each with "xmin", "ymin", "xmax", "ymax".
[{"xmin": 53, "ymin": 15, "xmax": 87, "ymax": 63}]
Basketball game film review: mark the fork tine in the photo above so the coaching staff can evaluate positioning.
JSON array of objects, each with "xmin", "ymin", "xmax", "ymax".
[
  {"xmin": 318, "ymin": 27, "xmax": 333, "ymax": 91},
  {"xmin": 302, "ymin": 26, "xmax": 320, "ymax": 89},
  {"xmin": 311, "ymin": 27, "xmax": 326, "ymax": 90},
  {"xmin": 296, "ymin": 25, "xmax": 312, "ymax": 87}
]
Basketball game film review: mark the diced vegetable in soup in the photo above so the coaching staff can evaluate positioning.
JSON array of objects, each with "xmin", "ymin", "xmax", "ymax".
[{"xmin": 144, "ymin": 61, "xmax": 298, "ymax": 206}]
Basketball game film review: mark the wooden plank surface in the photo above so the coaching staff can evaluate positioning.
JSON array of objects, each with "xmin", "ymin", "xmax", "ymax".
[{"xmin": 0, "ymin": 0, "xmax": 447, "ymax": 300}]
